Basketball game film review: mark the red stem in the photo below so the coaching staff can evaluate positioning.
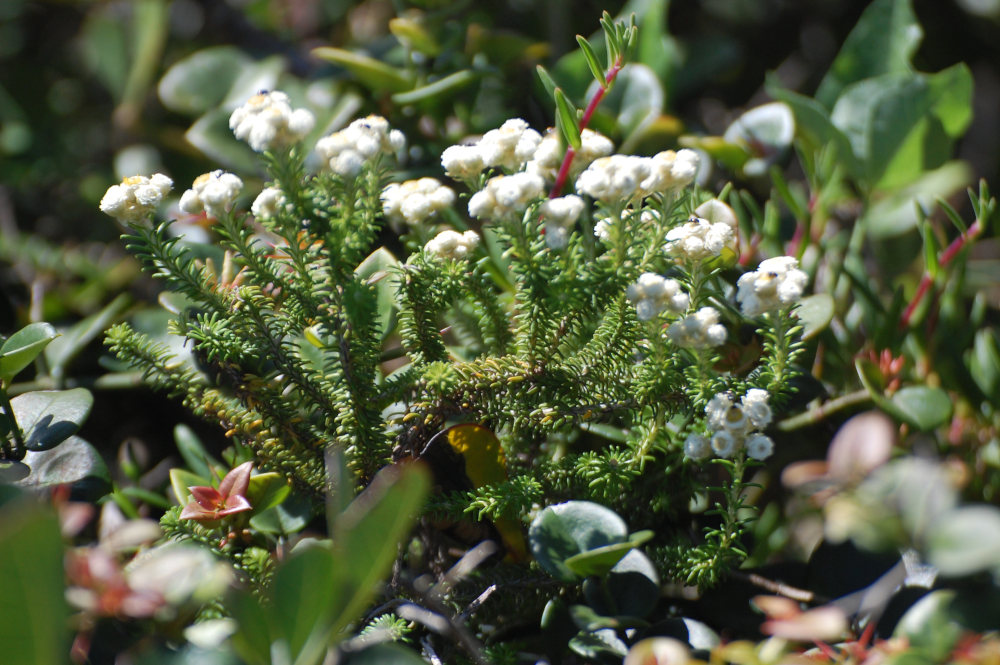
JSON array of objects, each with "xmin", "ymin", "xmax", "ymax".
[
  {"xmin": 900, "ymin": 218, "xmax": 982, "ymax": 328},
  {"xmin": 549, "ymin": 58, "xmax": 625, "ymax": 198}
]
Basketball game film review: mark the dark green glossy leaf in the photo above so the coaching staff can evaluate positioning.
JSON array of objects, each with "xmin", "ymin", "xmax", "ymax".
[
  {"xmin": 328, "ymin": 463, "xmax": 430, "ymax": 637},
  {"xmin": 391, "ymin": 70, "xmax": 478, "ymax": 106},
  {"xmin": 249, "ymin": 491, "xmax": 312, "ymax": 536},
  {"xmin": 0, "ymin": 322, "xmax": 58, "ymax": 382},
  {"xmin": 970, "ymin": 329, "xmax": 1000, "ymax": 403},
  {"xmin": 173, "ymin": 424, "xmax": 221, "ymax": 481},
  {"xmin": 158, "ymin": 46, "xmax": 251, "ymax": 115},
  {"xmin": 18, "ymin": 436, "xmax": 110, "ymax": 499},
  {"xmin": 815, "ymin": 0, "xmax": 922, "ymax": 108},
  {"xmin": 355, "ymin": 247, "xmax": 401, "ymax": 341},
  {"xmin": 312, "ymin": 47, "xmax": 414, "ymax": 93},
  {"xmin": 577, "ymin": 35, "xmax": 605, "ymax": 87},
  {"xmin": 246, "ymin": 472, "xmax": 291, "ymax": 514},
  {"xmin": 169, "ymin": 467, "xmax": 209, "ymax": 505},
  {"xmin": 889, "ymin": 385, "xmax": 952, "ymax": 430},
  {"xmin": 186, "ymin": 107, "xmax": 258, "ymax": 171},
  {"xmin": 0, "ymin": 499, "xmax": 67, "ymax": 665},
  {"xmin": 10, "ymin": 388, "xmax": 93, "ymax": 451},
  {"xmin": 554, "ymin": 88, "xmax": 582, "ymax": 151},
  {"xmin": 529, "ymin": 501, "xmax": 628, "ymax": 582}
]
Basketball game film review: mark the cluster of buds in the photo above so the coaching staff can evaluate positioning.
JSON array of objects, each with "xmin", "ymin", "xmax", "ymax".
[
  {"xmin": 684, "ymin": 389, "xmax": 775, "ymax": 461},
  {"xmin": 424, "ymin": 229, "xmax": 480, "ymax": 260},
  {"xmin": 381, "ymin": 177, "xmax": 456, "ymax": 227},
  {"xmin": 179, "ymin": 170, "xmax": 243, "ymax": 219},
  {"xmin": 667, "ymin": 307, "xmax": 728, "ymax": 349},
  {"xmin": 737, "ymin": 256, "xmax": 809, "ymax": 317},
  {"xmin": 315, "ymin": 115, "xmax": 406, "ymax": 178},
  {"xmin": 626, "ymin": 273, "xmax": 689, "ymax": 321},
  {"xmin": 99, "ymin": 174, "xmax": 173, "ymax": 225},
  {"xmin": 575, "ymin": 149, "xmax": 699, "ymax": 203},
  {"xmin": 228, "ymin": 90, "xmax": 315, "ymax": 153}
]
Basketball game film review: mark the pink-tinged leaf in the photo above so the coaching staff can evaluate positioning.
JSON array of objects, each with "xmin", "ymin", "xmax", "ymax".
[
  {"xmin": 827, "ymin": 411, "xmax": 894, "ymax": 481},
  {"xmin": 188, "ymin": 485, "xmax": 223, "ymax": 510},
  {"xmin": 180, "ymin": 502, "xmax": 216, "ymax": 521},
  {"xmin": 219, "ymin": 461, "xmax": 253, "ymax": 499},
  {"xmin": 219, "ymin": 494, "xmax": 252, "ymax": 516}
]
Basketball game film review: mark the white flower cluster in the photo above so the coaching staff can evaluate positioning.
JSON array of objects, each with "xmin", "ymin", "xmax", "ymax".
[
  {"xmin": 539, "ymin": 195, "xmax": 584, "ymax": 250},
  {"xmin": 684, "ymin": 389, "xmax": 775, "ymax": 461},
  {"xmin": 626, "ymin": 273, "xmax": 689, "ymax": 321},
  {"xmin": 424, "ymin": 229, "xmax": 480, "ymax": 260},
  {"xmin": 468, "ymin": 172, "xmax": 546, "ymax": 221},
  {"xmin": 526, "ymin": 128, "xmax": 614, "ymax": 182},
  {"xmin": 736, "ymin": 256, "xmax": 809, "ymax": 317},
  {"xmin": 575, "ymin": 149, "xmax": 699, "ymax": 203},
  {"xmin": 667, "ymin": 307, "xmax": 727, "ymax": 348},
  {"xmin": 665, "ymin": 216, "xmax": 736, "ymax": 261},
  {"xmin": 315, "ymin": 115, "xmax": 405, "ymax": 178},
  {"xmin": 99, "ymin": 174, "xmax": 173, "ymax": 225},
  {"xmin": 179, "ymin": 170, "xmax": 243, "ymax": 219},
  {"xmin": 479, "ymin": 118, "xmax": 542, "ymax": 171},
  {"xmin": 229, "ymin": 91, "xmax": 315, "ymax": 153},
  {"xmin": 251, "ymin": 186, "xmax": 287, "ymax": 220},
  {"xmin": 440, "ymin": 144, "xmax": 486, "ymax": 181},
  {"xmin": 381, "ymin": 178, "xmax": 456, "ymax": 227}
]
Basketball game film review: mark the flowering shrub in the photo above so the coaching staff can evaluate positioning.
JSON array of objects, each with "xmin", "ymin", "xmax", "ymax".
[{"xmin": 5, "ymin": 2, "xmax": 1000, "ymax": 664}]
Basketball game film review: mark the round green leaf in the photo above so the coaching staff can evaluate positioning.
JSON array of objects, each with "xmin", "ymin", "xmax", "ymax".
[
  {"xmin": 10, "ymin": 388, "xmax": 93, "ymax": 451},
  {"xmin": 0, "ymin": 322, "xmax": 58, "ymax": 382},
  {"xmin": 583, "ymin": 549, "xmax": 660, "ymax": 618},
  {"xmin": 17, "ymin": 436, "xmax": 110, "ymax": 499},
  {"xmin": 888, "ymin": 385, "xmax": 952, "ymax": 431},
  {"xmin": 157, "ymin": 46, "xmax": 252, "ymax": 115},
  {"xmin": 529, "ymin": 501, "xmax": 628, "ymax": 582},
  {"xmin": 795, "ymin": 293, "xmax": 835, "ymax": 340},
  {"xmin": 927, "ymin": 505, "xmax": 1000, "ymax": 577}
]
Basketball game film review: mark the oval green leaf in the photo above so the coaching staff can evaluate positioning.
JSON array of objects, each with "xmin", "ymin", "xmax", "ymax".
[
  {"xmin": 10, "ymin": 388, "xmax": 93, "ymax": 451},
  {"xmin": 927, "ymin": 505, "xmax": 1000, "ymax": 577},
  {"xmin": 529, "ymin": 501, "xmax": 628, "ymax": 582},
  {"xmin": 158, "ymin": 46, "xmax": 252, "ymax": 115},
  {"xmin": 311, "ymin": 47, "xmax": 414, "ymax": 93},
  {"xmin": 795, "ymin": 293, "xmax": 835, "ymax": 340},
  {"xmin": 18, "ymin": 436, "xmax": 110, "ymax": 499},
  {"xmin": 0, "ymin": 322, "xmax": 58, "ymax": 382},
  {"xmin": 889, "ymin": 385, "xmax": 952, "ymax": 430}
]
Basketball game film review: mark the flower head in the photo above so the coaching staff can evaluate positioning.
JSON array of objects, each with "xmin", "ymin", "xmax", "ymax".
[
  {"xmin": 251, "ymin": 186, "xmax": 287, "ymax": 220},
  {"xmin": 665, "ymin": 216, "xmax": 736, "ymax": 261},
  {"xmin": 229, "ymin": 90, "xmax": 315, "ymax": 153},
  {"xmin": 468, "ymin": 172, "xmax": 546, "ymax": 221},
  {"xmin": 746, "ymin": 433, "xmax": 775, "ymax": 460},
  {"xmin": 626, "ymin": 273, "xmax": 689, "ymax": 321},
  {"xmin": 180, "ymin": 461, "xmax": 253, "ymax": 522},
  {"xmin": 736, "ymin": 256, "xmax": 809, "ymax": 317},
  {"xmin": 99, "ymin": 173, "xmax": 173, "ymax": 225},
  {"xmin": 479, "ymin": 118, "xmax": 542, "ymax": 172},
  {"xmin": 315, "ymin": 115, "xmax": 405, "ymax": 178},
  {"xmin": 667, "ymin": 307, "xmax": 728, "ymax": 349},
  {"xmin": 179, "ymin": 170, "xmax": 243, "ymax": 219},
  {"xmin": 424, "ymin": 229, "xmax": 480, "ymax": 260},
  {"xmin": 441, "ymin": 144, "xmax": 486, "ymax": 181},
  {"xmin": 539, "ymin": 195, "xmax": 584, "ymax": 250},
  {"xmin": 381, "ymin": 177, "xmax": 456, "ymax": 228},
  {"xmin": 575, "ymin": 154, "xmax": 651, "ymax": 203},
  {"xmin": 683, "ymin": 433, "xmax": 712, "ymax": 461}
]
